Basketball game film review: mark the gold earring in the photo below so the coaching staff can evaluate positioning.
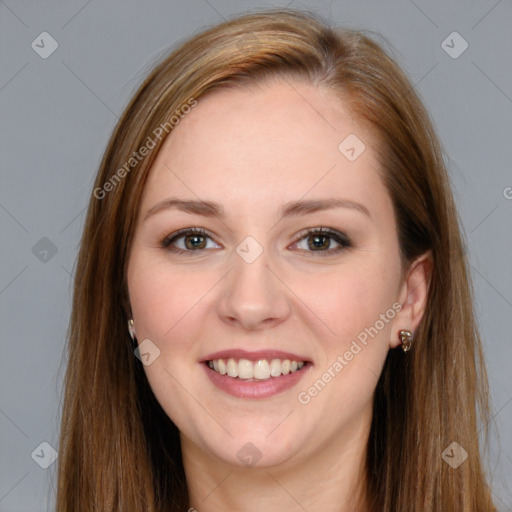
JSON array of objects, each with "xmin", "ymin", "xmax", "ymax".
[
  {"xmin": 128, "ymin": 319, "xmax": 136, "ymax": 341},
  {"xmin": 399, "ymin": 329, "xmax": 413, "ymax": 352}
]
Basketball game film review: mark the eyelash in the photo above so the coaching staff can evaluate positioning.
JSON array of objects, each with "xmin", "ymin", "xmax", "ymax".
[{"xmin": 160, "ymin": 227, "xmax": 353, "ymax": 257}]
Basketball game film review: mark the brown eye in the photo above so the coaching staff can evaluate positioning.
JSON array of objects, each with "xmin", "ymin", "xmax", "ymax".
[
  {"xmin": 307, "ymin": 234, "xmax": 331, "ymax": 250},
  {"xmin": 161, "ymin": 228, "xmax": 220, "ymax": 254},
  {"xmin": 183, "ymin": 233, "xmax": 207, "ymax": 250},
  {"xmin": 293, "ymin": 228, "xmax": 352, "ymax": 256}
]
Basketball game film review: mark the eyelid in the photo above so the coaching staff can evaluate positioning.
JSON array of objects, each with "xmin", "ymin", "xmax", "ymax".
[
  {"xmin": 294, "ymin": 226, "xmax": 349, "ymax": 242},
  {"xmin": 161, "ymin": 227, "xmax": 210, "ymax": 246}
]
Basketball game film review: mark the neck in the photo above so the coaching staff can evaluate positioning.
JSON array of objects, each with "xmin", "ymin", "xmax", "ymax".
[{"xmin": 181, "ymin": 408, "xmax": 371, "ymax": 512}]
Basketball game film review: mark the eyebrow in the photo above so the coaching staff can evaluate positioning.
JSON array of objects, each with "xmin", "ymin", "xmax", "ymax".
[{"xmin": 144, "ymin": 197, "xmax": 371, "ymax": 221}]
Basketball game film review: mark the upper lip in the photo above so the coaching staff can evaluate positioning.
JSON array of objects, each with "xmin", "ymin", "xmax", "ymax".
[{"xmin": 201, "ymin": 349, "xmax": 311, "ymax": 363}]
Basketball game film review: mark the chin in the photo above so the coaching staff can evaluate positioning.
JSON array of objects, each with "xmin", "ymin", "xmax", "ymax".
[{"xmin": 198, "ymin": 426, "xmax": 302, "ymax": 470}]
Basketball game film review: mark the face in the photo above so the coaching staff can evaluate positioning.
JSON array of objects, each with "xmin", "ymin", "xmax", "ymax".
[{"xmin": 127, "ymin": 78, "xmax": 413, "ymax": 469}]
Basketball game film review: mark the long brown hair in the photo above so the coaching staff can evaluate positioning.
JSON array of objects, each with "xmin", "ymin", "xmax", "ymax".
[{"xmin": 56, "ymin": 8, "xmax": 495, "ymax": 511}]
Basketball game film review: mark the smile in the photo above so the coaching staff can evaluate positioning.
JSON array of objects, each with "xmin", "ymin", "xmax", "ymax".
[
  {"xmin": 201, "ymin": 350, "xmax": 312, "ymax": 399},
  {"xmin": 207, "ymin": 358, "xmax": 305, "ymax": 380}
]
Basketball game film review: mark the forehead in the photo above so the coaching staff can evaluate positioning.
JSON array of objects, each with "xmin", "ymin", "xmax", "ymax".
[{"xmin": 140, "ymin": 79, "xmax": 387, "ymax": 217}]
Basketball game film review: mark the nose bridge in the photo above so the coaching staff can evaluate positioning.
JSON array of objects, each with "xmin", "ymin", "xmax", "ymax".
[{"xmin": 216, "ymin": 235, "xmax": 290, "ymax": 329}]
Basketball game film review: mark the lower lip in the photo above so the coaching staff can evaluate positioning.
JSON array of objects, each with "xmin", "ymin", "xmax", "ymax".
[{"xmin": 202, "ymin": 363, "xmax": 311, "ymax": 399}]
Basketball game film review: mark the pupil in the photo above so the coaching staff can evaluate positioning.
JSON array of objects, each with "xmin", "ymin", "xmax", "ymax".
[
  {"xmin": 309, "ymin": 235, "xmax": 328, "ymax": 250},
  {"xmin": 186, "ymin": 235, "xmax": 205, "ymax": 250}
]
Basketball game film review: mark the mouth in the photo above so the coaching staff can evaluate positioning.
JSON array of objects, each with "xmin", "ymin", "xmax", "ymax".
[
  {"xmin": 200, "ymin": 350, "xmax": 312, "ymax": 399},
  {"xmin": 205, "ymin": 357, "xmax": 307, "ymax": 381}
]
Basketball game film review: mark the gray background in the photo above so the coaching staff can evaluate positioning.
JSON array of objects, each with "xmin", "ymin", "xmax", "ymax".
[{"xmin": 1, "ymin": 0, "xmax": 511, "ymax": 510}]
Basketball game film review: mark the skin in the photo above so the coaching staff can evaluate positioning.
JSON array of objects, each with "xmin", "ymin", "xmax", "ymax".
[{"xmin": 126, "ymin": 77, "xmax": 431, "ymax": 511}]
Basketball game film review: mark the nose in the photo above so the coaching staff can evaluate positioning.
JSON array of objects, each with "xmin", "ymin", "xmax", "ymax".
[{"xmin": 216, "ymin": 245, "xmax": 291, "ymax": 331}]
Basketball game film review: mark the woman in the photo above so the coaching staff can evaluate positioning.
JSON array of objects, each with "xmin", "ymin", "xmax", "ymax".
[{"xmin": 57, "ymin": 8, "xmax": 496, "ymax": 511}]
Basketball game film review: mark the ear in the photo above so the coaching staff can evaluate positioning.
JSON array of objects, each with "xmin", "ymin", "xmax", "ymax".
[
  {"xmin": 121, "ymin": 278, "xmax": 133, "ymax": 319},
  {"xmin": 121, "ymin": 281, "xmax": 136, "ymax": 337},
  {"xmin": 389, "ymin": 251, "xmax": 433, "ymax": 349}
]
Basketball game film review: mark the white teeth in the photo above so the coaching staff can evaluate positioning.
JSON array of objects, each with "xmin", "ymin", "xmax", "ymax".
[
  {"xmin": 238, "ymin": 359, "xmax": 253, "ymax": 379},
  {"xmin": 270, "ymin": 359, "xmax": 282, "ymax": 377},
  {"xmin": 207, "ymin": 357, "xmax": 306, "ymax": 380},
  {"xmin": 253, "ymin": 360, "xmax": 270, "ymax": 380},
  {"xmin": 227, "ymin": 358, "xmax": 238, "ymax": 377}
]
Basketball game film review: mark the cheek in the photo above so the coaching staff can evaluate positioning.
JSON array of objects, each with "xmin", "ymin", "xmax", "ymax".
[
  {"xmin": 127, "ymin": 252, "xmax": 210, "ymax": 425},
  {"xmin": 127, "ymin": 251, "xmax": 210, "ymax": 342},
  {"xmin": 294, "ymin": 261, "xmax": 399, "ymax": 351},
  {"xmin": 294, "ymin": 266, "xmax": 399, "ymax": 419}
]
